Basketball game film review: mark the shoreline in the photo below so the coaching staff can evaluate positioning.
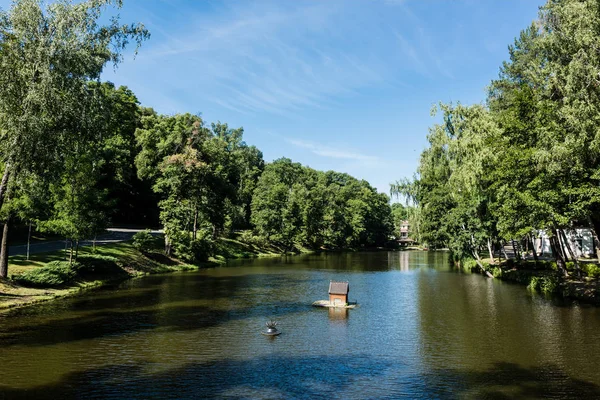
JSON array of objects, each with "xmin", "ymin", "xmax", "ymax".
[
  {"xmin": 464, "ymin": 259, "xmax": 600, "ymax": 306},
  {"xmin": 0, "ymin": 239, "xmax": 342, "ymax": 313}
]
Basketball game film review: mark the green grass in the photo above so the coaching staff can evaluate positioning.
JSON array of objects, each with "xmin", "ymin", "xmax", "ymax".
[
  {"xmin": 1, "ymin": 241, "xmax": 198, "ymax": 311},
  {"xmin": 1, "ymin": 231, "xmax": 308, "ymax": 311}
]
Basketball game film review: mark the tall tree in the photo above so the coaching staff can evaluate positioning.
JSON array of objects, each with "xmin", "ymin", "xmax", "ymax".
[{"xmin": 0, "ymin": 0, "xmax": 149, "ymax": 213}]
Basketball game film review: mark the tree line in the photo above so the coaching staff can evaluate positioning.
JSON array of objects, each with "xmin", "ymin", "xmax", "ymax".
[
  {"xmin": 0, "ymin": 0, "xmax": 393, "ymax": 278},
  {"xmin": 392, "ymin": 0, "xmax": 600, "ymax": 278}
]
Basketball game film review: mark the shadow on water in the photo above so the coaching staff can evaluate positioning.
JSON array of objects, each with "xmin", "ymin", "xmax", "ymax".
[
  {"xmin": 0, "ymin": 354, "xmax": 395, "ymax": 400},
  {"xmin": 0, "ymin": 300, "xmax": 312, "ymax": 347},
  {"xmin": 0, "ymin": 272, "xmax": 316, "ymax": 347},
  {"xmin": 1, "ymin": 359, "xmax": 598, "ymax": 399},
  {"xmin": 417, "ymin": 362, "xmax": 600, "ymax": 399}
]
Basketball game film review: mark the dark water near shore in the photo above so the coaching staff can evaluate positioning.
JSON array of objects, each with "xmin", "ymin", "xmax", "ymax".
[{"xmin": 1, "ymin": 251, "xmax": 599, "ymax": 399}]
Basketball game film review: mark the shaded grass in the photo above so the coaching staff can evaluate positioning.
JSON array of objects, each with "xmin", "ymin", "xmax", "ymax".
[
  {"xmin": 471, "ymin": 257, "xmax": 600, "ymax": 305},
  {"xmin": 210, "ymin": 237, "xmax": 287, "ymax": 263},
  {"xmin": 0, "ymin": 232, "xmax": 301, "ymax": 311},
  {"xmin": 0, "ymin": 241, "xmax": 197, "ymax": 311}
]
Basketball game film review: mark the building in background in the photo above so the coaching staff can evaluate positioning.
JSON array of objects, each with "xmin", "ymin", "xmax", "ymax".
[{"xmin": 398, "ymin": 220, "xmax": 415, "ymax": 247}]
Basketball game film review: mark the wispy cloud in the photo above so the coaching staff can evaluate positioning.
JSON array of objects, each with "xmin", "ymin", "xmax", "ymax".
[
  {"xmin": 125, "ymin": 1, "xmax": 411, "ymax": 115},
  {"xmin": 287, "ymin": 138, "xmax": 379, "ymax": 163},
  {"xmin": 109, "ymin": 0, "xmax": 458, "ymax": 116}
]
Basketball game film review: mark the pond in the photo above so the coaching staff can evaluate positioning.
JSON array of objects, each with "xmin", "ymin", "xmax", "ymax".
[{"xmin": 0, "ymin": 251, "xmax": 599, "ymax": 399}]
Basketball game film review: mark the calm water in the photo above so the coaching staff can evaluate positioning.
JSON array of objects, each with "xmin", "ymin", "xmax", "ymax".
[{"xmin": 1, "ymin": 251, "xmax": 599, "ymax": 399}]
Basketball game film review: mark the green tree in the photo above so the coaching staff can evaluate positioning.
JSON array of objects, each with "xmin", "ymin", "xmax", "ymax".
[{"xmin": 0, "ymin": 0, "xmax": 149, "ymax": 210}]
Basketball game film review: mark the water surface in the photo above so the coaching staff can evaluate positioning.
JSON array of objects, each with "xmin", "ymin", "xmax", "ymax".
[{"xmin": 1, "ymin": 251, "xmax": 599, "ymax": 399}]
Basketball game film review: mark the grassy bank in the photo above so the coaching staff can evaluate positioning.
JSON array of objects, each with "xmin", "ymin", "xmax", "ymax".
[
  {"xmin": 0, "ymin": 242, "xmax": 199, "ymax": 311},
  {"xmin": 462, "ymin": 258, "xmax": 600, "ymax": 305},
  {"xmin": 0, "ymin": 233, "xmax": 295, "ymax": 312}
]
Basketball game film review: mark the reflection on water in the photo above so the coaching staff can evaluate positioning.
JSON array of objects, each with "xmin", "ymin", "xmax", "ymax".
[
  {"xmin": 328, "ymin": 307, "xmax": 349, "ymax": 321},
  {"xmin": 0, "ymin": 251, "xmax": 599, "ymax": 399}
]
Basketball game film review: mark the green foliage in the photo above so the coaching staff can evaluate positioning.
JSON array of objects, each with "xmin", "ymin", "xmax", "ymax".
[
  {"xmin": 582, "ymin": 264, "xmax": 600, "ymax": 279},
  {"xmin": 251, "ymin": 159, "xmax": 393, "ymax": 250},
  {"xmin": 491, "ymin": 266, "xmax": 503, "ymax": 279},
  {"xmin": 528, "ymin": 276, "xmax": 559, "ymax": 295},
  {"xmin": 132, "ymin": 230, "xmax": 157, "ymax": 253},
  {"xmin": 462, "ymin": 258, "xmax": 478, "ymax": 272},
  {"xmin": 238, "ymin": 230, "xmax": 268, "ymax": 248},
  {"xmin": 392, "ymin": 0, "xmax": 600, "ymax": 270},
  {"xmin": 170, "ymin": 229, "xmax": 214, "ymax": 263},
  {"xmin": 0, "ymin": 0, "xmax": 148, "ymax": 202},
  {"xmin": 75, "ymin": 255, "xmax": 120, "ymax": 273},
  {"xmin": 13, "ymin": 261, "xmax": 77, "ymax": 288}
]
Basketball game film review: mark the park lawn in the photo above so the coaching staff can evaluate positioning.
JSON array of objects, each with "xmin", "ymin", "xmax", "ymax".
[
  {"xmin": 0, "ymin": 241, "xmax": 196, "ymax": 312},
  {"xmin": 1, "ymin": 234, "xmax": 301, "ymax": 312}
]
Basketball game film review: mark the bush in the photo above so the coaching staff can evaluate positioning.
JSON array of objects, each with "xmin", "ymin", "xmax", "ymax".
[
  {"xmin": 74, "ymin": 255, "xmax": 120, "ymax": 275},
  {"xmin": 132, "ymin": 230, "xmax": 157, "ymax": 253},
  {"xmin": 462, "ymin": 258, "xmax": 478, "ymax": 272},
  {"xmin": 13, "ymin": 261, "xmax": 77, "ymax": 288},
  {"xmin": 528, "ymin": 276, "xmax": 559, "ymax": 295},
  {"xmin": 582, "ymin": 264, "xmax": 600, "ymax": 279},
  {"xmin": 238, "ymin": 230, "xmax": 268, "ymax": 248},
  {"xmin": 171, "ymin": 229, "xmax": 214, "ymax": 263},
  {"xmin": 491, "ymin": 266, "xmax": 503, "ymax": 278}
]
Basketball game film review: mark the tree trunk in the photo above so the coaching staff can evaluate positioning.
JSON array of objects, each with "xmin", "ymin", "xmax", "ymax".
[
  {"xmin": 193, "ymin": 205, "xmax": 198, "ymax": 241},
  {"xmin": 164, "ymin": 235, "xmax": 171, "ymax": 256},
  {"xmin": 75, "ymin": 240, "xmax": 80, "ymax": 262},
  {"xmin": 0, "ymin": 163, "xmax": 10, "ymax": 213},
  {"xmin": 560, "ymin": 230, "xmax": 581, "ymax": 279},
  {"xmin": 529, "ymin": 234, "xmax": 539, "ymax": 262},
  {"xmin": 550, "ymin": 233, "xmax": 568, "ymax": 277},
  {"xmin": 501, "ymin": 240, "xmax": 509, "ymax": 260},
  {"xmin": 487, "ymin": 238, "xmax": 495, "ymax": 264},
  {"xmin": 511, "ymin": 240, "xmax": 521, "ymax": 262},
  {"xmin": 26, "ymin": 221, "xmax": 32, "ymax": 261},
  {"xmin": 588, "ymin": 217, "xmax": 600, "ymax": 262},
  {"xmin": 64, "ymin": 238, "xmax": 69, "ymax": 261},
  {"xmin": 69, "ymin": 240, "xmax": 74, "ymax": 265},
  {"xmin": 472, "ymin": 249, "xmax": 494, "ymax": 278},
  {"xmin": 557, "ymin": 232, "xmax": 570, "ymax": 262},
  {"xmin": 0, "ymin": 219, "xmax": 9, "ymax": 278}
]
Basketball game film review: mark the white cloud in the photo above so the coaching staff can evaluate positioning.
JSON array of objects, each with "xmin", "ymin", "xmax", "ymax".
[{"xmin": 287, "ymin": 138, "xmax": 379, "ymax": 163}]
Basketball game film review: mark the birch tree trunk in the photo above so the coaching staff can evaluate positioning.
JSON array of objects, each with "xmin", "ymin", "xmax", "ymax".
[
  {"xmin": 560, "ymin": 229, "xmax": 581, "ymax": 279},
  {"xmin": 501, "ymin": 240, "xmax": 509, "ymax": 260},
  {"xmin": 588, "ymin": 218, "xmax": 600, "ymax": 262},
  {"xmin": 487, "ymin": 238, "xmax": 495, "ymax": 264},
  {"xmin": 0, "ymin": 219, "xmax": 9, "ymax": 278},
  {"xmin": 26, "ymin": 221, "xmax": 32, "ymax": 261},
  {"xmin": 0, "ymin": 164, "xmax": 10, "ymax": 214},
  {"xmin": 529, "ymin": 234, "xmax": 538, "ymax": 262},
  {"xmin": 550, "ymin": 233, "xmax": 568, "ymax": 277}
]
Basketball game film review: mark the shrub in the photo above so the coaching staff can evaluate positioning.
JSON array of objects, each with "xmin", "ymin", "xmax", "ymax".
[
  {"xmin": 74, "ymin": 255, "xmax": 120, "ymax": 275},
  {"xmin": 13, "ymin": 261, "xmax": 77, "ymax": 288},
  {"xmin": 528, "ymin": 276, "xmax": 559, "ymax": 295},
  {"xmin": 238, "ymin": 230, "xmax": 267, "ymax": 248},
  {"xmin": 492, "ymin": 266, "xmax": 503, "ymax": 278},
  {"xmin": 132, "ymin": 230, "xmax": 157, "ymax": 253},
  {"xmin": 171, "ymin": 229, "xmax": 214, "ymax": 263},
  {"xmin": 462, "ymin": 258, "xmax": 478, "ymax": 272},
  {"xmin": 582, "ymin": 264, "xmax": 600, "ymax": 279}
]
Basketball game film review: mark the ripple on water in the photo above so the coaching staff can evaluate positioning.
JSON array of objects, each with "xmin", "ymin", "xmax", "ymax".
[{"xmin": 0, "ymin": 251, "xmax": 599, "ymax": 399}]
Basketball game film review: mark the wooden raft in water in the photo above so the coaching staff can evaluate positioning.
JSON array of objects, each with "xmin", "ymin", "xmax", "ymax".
[{"xmin": 312, "ymin": 300, "xmax": 357, "ymax": 309}]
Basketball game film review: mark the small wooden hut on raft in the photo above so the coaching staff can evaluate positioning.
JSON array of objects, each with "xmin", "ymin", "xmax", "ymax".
[{"xmin": 328, "ymin": 281, "xmax": 349, "ymax": 306}]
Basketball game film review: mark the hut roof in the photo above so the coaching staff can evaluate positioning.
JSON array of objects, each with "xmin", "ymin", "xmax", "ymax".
[{"xmin": 329, "ymin": 281, "xmax": 349, "ymax": 295}]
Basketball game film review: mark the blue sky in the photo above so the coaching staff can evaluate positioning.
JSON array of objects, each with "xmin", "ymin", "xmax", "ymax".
[{"xmin": 9, "ymin": 0, "xmax": 547, "ymax": 194}]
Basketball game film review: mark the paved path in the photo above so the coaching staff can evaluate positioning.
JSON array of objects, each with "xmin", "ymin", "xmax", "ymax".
[{"xmin": 8, "ymin": 228, "xmax": 162, "ymax": 257}]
